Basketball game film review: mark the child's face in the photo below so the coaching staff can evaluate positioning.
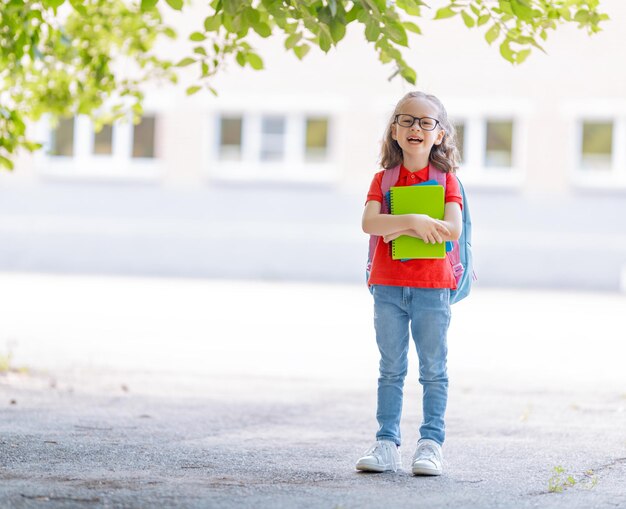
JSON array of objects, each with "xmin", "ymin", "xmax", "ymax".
[{"xmin": 391, "ymin": 97, "xmax": 445, "ymax": 161}]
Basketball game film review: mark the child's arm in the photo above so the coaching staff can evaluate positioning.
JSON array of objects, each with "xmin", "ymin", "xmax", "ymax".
[
  {"xmin": 362, "ymin": 200, "xmax": 450, "ymax": 244},
  {"xmin": 437, "ymin": 202, "xmax": 463, "ymax": 241},
  {"xmin": 381, "ymin": 202, "xmax": 462, "ymax": 243}
]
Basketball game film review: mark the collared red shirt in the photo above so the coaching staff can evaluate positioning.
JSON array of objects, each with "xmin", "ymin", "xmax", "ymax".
[{"xmin": 366, "ymin": 165, "xmax": 463, "ymax": 289}]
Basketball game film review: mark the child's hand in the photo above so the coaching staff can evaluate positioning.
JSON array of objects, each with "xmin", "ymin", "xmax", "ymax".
[
  {"xmin": 383, "ymin": 230, "xmax": 412, "ymax": 243},
  {"xmin": 411, "ymin": 215, "xmax": 450, "ymax": 244}
]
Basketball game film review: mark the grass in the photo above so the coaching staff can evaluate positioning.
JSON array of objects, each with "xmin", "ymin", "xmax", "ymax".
[
  {"xmin": 0, "ymin": 351, "xmax": 28, "ymax": 375},
  {"xmin": 548, "ymin": 465, "xmax": 598, "ymax": 493}
]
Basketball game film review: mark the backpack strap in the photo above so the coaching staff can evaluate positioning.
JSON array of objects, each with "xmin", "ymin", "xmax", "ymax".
[
  {"xmin": 428, "ymin": 163, "xmax": 447, "ymax": 188},
  {"xmin": 380, "ymin": 165, "xmax": 401, "ymax": 213},
  {"xmin": 367, "ymin": 165, "xmax": 401, "ymax": 273},
  {"xmin": 429, "ymin": 164, "xmax": 465, "ymax": 281}
]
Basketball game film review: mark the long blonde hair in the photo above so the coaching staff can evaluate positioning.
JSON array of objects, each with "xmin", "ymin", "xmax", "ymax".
[{"xmin": 380, "ymin": 91, "xmax": 460, "ymax": 173}]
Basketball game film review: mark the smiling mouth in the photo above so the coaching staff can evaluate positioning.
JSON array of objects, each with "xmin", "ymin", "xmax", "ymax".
[{"xmin": 407, "ymin": 137, "xmax": 423, "ymax": 144}]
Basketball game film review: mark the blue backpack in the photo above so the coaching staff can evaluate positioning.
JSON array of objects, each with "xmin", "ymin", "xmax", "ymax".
[{"xmin": 367, "ymin": 164, "xmax": 476, "ymax": 304}]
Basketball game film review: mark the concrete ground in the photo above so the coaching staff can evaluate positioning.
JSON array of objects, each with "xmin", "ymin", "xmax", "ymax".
[{"xmin": 1, "ymin": 273, "xmax": 626, "ymax": 508}]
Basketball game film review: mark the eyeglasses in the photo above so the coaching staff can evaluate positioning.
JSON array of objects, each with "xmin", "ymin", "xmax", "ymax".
[{"xmin": 394, "ymin": 114, "xmax": 440, "ymax": 131}]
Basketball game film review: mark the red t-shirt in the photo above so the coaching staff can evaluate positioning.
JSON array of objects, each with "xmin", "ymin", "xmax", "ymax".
[{"xmin": 366, "ymin": 165, "xmax": 463, "ymax": 289}]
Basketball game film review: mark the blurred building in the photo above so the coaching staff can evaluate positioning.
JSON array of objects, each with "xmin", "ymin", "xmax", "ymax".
[{"xmin": 1, "ymin": 0, "xmax": 625, "ymax": 291}]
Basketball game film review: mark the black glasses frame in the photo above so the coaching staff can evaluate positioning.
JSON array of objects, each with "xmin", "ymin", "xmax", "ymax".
[{"xmin": 394, "ymin": 114, "xmax": 440, "ymax": 131}]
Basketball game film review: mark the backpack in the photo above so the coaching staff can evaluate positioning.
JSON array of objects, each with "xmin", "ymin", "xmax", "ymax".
[{"xmin": 366, "ymin": 164, "xmax": 476, "ymax": 304}]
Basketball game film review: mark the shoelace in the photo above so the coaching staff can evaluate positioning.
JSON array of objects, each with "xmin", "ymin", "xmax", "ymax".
[
  {"xmin": 367, "ymin": 443, "xmax": 384, "ymax": 456},
  {"xmin": 416, "ymin": 444, "xmax": 437, "ymax": 461},
  {"xmin": 367, "ymin": 441, "xmax": 394, "ymax": 458}
]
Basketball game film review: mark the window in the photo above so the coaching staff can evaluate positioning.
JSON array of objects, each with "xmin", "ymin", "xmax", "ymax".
[
  {"xmin": 581, "ymin": 121, "xmax": 612, "ymax": 170},
  {"xmin": 40, "ymin": 114, "xmax": 160, "ymax": 180},
  {"xmin": 453, "ymin": 121, "xmax": 465, "ymax": 163},
  {"xmin": 212, "ymin": 112, "xmax": 335, "ymax": 181},
  {"xmin": 219, "ymin": 116, "xmax": 243, "ymax": 160},
  {"xmin": 132, "ymin": 116, "xmax": 156, "ymax": 158},
  {"xmin": 93, "ymin": 124, "xmax": 113, "ymax": 155},
  {"xmin": 49, "ymin": 117, "xmax": 74, "ymax": 156},
  {"xmin": 485, "ymin": 120, "xmax": 513, "ymax": 168},
  {"xmin": 260, "ymin": 116, "xmax": 286, "ymax": 161},
  {"xmin": 305, "ymin": 118, "xmax": 329, "ymax": 161}
]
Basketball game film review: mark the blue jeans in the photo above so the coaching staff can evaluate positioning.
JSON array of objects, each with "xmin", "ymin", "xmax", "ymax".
[{"xmin": 371, "ymin": 284, "xmax": 451, "ymax": 447}]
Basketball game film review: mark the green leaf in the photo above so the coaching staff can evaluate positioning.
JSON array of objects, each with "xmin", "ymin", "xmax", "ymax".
[
  {"xmin": 69, "ymin": 0, "xmax": 87, "ymax": 15},
  {"xmin": 378, "ymin": 49, "xmax": 392, "ymax": 64},
  {"xmin": 516, "ymin": 48, "xmax": 531, "ymax": 64},
  {"xmin": 163, "ymin": 27, "xmax": 177, "ymax": 38},
  {"xmin": 186, "ymin": 86, "xmax": 202, "ymax": 96},
  {"xmin": 253, "ymin": 22, "xmax": 272, "ymax": 37},
  {"xmin": 434, "ymin": 6, "xmax": 457, "ymax": 20},
  {"xmin": 204, "ymin": 15, "xmax": 222, "ymax": 32},
  {"xmin": 23, "ymin": 142, "xmax": 43, "ymax": 152},
  {"xmin": 365, "ymin": 19, "xmax": 380, "ymax": 42},
  {"xmin": 574, "ymin": 10, "xmax": 590, "ymax": 23},
  {"xmin": 499, "ymin": 40, "xmax": 514, "ymax": 62},
  {"xmin": 485, "ymin": 23, "xmax": 501, "ymax": 44},
  {"xmin": 165, "ymin": 0, "xmax": 183, "ymax": 9},
  {"xmin": 194, "ymin": 46, "xmax": 207, "ymax": 56},
  {"xmin": 140, "ymin": 0, "xmax": 158, "ymax": 10},
  {"xmin": 329, "ymin": 18, "xmax": 346, "ymax": 43},
  {"xmin": 477, "ymin": 14, "xmax": 490, "ymax": 26},
  {"xmin": 285, "ymin": 32, "xmax": 302, "ymax": 50},
  {"xmin": 236, "ymin": 51, "xmax": 246, "ymax": 66},
  {"xmin": 461, "ymin": 10, "xmax": 475, "ymax": 28},
  {"xmin": 293, "ymin": 44, "xmax": 310, "ymax": 60},
  {"xmin": 245, "ymin": 8, "xmax": 260, "ymax": 25},
  {"xmin": 190, "ymin": 32, "xmax": 207, "ymax": 42},
  {"xmin": 403, "ymin": 21, "xmax": 422, "ymax": 34},
  {"xmin": 510, "ymin": 0, "xmax": 535, "ymax": 22},
  {"xmin": 558, "ymin": 8, "xmax": 572, "ymax": 21},
  {"xmin": 246, "ymin": 52, "xmax": 264, "ymax": 70},
  {"xmin": 43, "ymin": 0, "xmax": 65, "ymax": 8},
  {"xmin": 224, "ymin": 0, "xmax": 237, "ymax": 16},
  {"xmin": 397, "ymin": 0, "xmax": 422, "ymax": 16},
  {"xmin": 400, "ymin": 65, "xmax": 417, "ymax": 84},
  {"xmin": 0, "ymin": 156, "xmax": 14, "ymax": 170},
  {"xmin": 317, "ymin": 6, "xmax": 333, "ymax": 25},
  {"xmin": 176, "ymin": 57, "xmax": 196, "ymax": 67},
  {"xmin": 498, "ymin": 0, "xmax": 514, "ymax": 15},
  {"xmin": 385, "ymin": 20, "xmax": 408, "ymax": 47},
  {"xmin": 318, "ymin": 28, "xmax": 332, "ymax": 52},
  {"xmin": 328, "ymin": 0, "xmax": 337, "ymax": 18},
  {"xmin": 345, "ymin": 4, "xmax": 361, "ymax": 23}
]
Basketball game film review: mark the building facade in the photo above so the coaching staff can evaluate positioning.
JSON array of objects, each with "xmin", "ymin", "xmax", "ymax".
[{"xmin": 1, "ymin": 0, "xmax": 625, "ymax": 290}]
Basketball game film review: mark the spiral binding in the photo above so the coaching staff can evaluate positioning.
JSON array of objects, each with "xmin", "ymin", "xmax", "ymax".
[{"xmin": 390, "ymin": 190, "xmax": 397, "ymax": 258}]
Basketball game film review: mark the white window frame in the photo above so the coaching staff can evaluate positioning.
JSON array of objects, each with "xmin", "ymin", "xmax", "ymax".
[
  {"xmin": 572, "ymin": 118, "xmax": 626, "ymax": 189},
  {"xmin": 34, "ymin": 114, "xmax": 162, "ymax": 182},
  {"xmin": 204, "ymin": 95, "xmax": 340, "ymax": 183},
  {"xmin": 562, "ymin": 99, "xmax": 626, "ymax": 190},
  {"xmin": 441, "ymin": 98, "xmax": 529, "ymax": 189}
]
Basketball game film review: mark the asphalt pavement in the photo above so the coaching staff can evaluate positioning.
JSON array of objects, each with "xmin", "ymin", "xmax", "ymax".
[{"xmin": 1, "ymin": 273, "xmax": 625, "ymax": 508}]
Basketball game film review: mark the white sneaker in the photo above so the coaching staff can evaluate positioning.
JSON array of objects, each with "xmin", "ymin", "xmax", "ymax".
[
  {"xmin": 355, "ymin": 440, "xmax": 402, "ymax": 472},
  {"xmin": 411, "ymin": 439, "xmax": 443, "ymax": 476}
]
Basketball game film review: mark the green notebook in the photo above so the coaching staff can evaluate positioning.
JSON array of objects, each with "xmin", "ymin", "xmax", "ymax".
[{"xmin": 389, "ymin": 185, "xmax": 446, "ymax": 260}]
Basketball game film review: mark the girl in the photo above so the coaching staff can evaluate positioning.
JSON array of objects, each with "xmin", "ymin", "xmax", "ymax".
[{"xmin": 356, "ymin": 91, "xmax": 463, "ymax": 476}]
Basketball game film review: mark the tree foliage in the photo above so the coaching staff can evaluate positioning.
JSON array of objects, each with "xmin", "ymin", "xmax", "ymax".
[
  {"xmin": 0, "ymin": 0, "xmax": 609, "ymax": 169},
  {"xmin": 163, "ymin": 0, "xmax": 608, "ymax": 92},
  {"xmin": 0, "ymin": 0, "xmax": 176, "ymax": 169}
]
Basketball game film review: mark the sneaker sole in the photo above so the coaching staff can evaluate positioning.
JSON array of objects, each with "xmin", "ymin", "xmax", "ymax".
[
  {"xmin": 411, "ymin": 465, "xmax": 442, "ymax": 476},
  {"xmin": 356, "ymin": 461, "xmax": 396, "ymax": 473}
]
